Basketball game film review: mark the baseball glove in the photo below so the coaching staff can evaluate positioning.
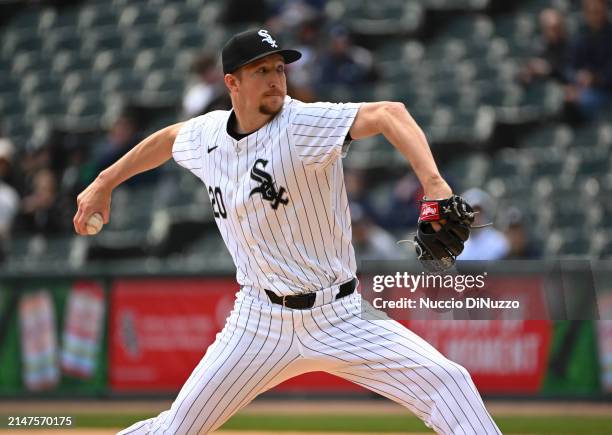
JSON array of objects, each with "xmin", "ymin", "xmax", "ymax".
[{"xmin": 413, "ymin": 195, "xmax": 475, "ymax": 272}]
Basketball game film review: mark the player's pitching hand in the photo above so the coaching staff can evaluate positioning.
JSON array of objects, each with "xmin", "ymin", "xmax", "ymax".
[
  {"xmin": 423, "ymin": 179, "xmax": 452, "ymax": 232},
  {"xmin": 73, "ymin": 178, "xmax": 112, "ymax": 236}
]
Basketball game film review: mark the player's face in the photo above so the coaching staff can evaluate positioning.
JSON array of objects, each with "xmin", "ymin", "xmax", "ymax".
[{"xmin": 235, "ymin": 54, "xmax": 287, "ymax": 116}]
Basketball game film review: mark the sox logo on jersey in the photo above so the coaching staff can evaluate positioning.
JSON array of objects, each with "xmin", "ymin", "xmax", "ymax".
[
  {"xmin": 249, "ymin": 159, "xmax": 289, "ymax": 210},
  {"xmin": 118, "ymin": 96, "xmax": 501, "ymax": 435}
]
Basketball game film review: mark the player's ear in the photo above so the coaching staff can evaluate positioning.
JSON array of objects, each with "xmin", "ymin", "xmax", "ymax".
[{"xmin": 224, "ymin": 73, "xmax": 239, "ymax": 92}]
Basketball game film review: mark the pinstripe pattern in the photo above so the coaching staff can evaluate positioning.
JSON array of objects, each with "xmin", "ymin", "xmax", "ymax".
[
  {"xmin": 119, "ymin": 96, "xmax": 500, "ymax": 434},
  {"xmin": 172, "ymin": 97, "xmax": 358, "ymax": 295}
]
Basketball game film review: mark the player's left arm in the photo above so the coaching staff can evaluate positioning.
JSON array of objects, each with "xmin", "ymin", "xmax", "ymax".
[{"xmin": 349, "ymin": 101, "xmax": 451, "ymax": 199}]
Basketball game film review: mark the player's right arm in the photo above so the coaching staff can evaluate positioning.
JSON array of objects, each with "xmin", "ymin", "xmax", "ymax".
[{"xmin": 73, "ymin": 122, "xmax": 183, "ymax": 235}]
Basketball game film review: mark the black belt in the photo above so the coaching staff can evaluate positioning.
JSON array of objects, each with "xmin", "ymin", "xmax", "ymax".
[{"xmin": 265, "ymin": 278, "xmax": 356, "ymax": 309}]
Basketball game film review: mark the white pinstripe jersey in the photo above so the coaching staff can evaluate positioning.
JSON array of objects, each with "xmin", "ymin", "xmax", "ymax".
[{"xmin": 173, "ymin": 96, "xmax": 362, "ymax": 296}]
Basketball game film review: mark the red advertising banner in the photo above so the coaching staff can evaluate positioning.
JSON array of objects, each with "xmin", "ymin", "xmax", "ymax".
[
  {"xmin": 406, "ymin": 319, "xmax": 552, "ymax": 393},
  {"xmin": 109, "ymin": 279, "xmax": 363, "ymax": 393},
  {"xmin": 109, "ymin": 278, "xmax": 237, "ymax": 392},
  {"xmin": 110, "ymin": 278, "xmax": 551, "ymax": 394}
]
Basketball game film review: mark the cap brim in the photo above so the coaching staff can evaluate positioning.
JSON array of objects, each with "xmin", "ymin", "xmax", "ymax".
[{"xmin": 229, "ymin": 49, "xmax": 302, "ymax": 73}]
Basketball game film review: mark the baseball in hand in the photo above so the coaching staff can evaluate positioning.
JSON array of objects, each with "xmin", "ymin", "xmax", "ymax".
[{"xmin": 86, "ymin": 212, "xmax": 104, "ymax": 235}]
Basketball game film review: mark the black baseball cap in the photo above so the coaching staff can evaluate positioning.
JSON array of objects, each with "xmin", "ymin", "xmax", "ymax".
[{"xmin": 222, "ymin": 29, "xmax": 302, "ymax": 74}]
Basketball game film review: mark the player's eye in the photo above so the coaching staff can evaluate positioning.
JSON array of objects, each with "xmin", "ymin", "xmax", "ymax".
[{"xmin": 276, "ymin": 64, "xmax": 284, "ymax": 73}]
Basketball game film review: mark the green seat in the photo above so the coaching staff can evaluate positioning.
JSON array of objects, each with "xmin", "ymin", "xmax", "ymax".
[
  {"xmin": 43, "ymin": 29, "xmax": 82, "ymax": 53},
  {"xmin": 124, "ymin": 30, "xmax": 165, "ymax": 51},
  {"xmin": 39, "ymin": 8, "xmax": 79, "ymax": 33},
  {"xmin": 51, "ymin": 51, "xmax": 93, "ymax": 76},
  {"xmin": 62, "ymin": 72, "xmax": 103, "ymax": 97},
  {"xmin": 118, "ymin": 6, "xmax": 160, "ymax": 29},
  {"xmin": 20, "ymin": 73, "xmax": 64, "ymax": 98},
  {"xmin": 81, "ymin": 32, "xmax": 123, "ymax": 54},
  {"xmin": 92, "ymin": 50, "xmax": 134, "ymax": 74},
  {"xmin": 25, "ymin": 93, "xmax": 67, "ymax": 119},
  {"xmin": 2, "ymin": 31, "xmax": 43, "ymax": 57},
  {"xmin": 10, "ymin": 52, "xmax": 54, "ymax": 77},
  {"xmin": 78, "ymin": 6, "xmax": 118, "ymax": 30},
  {"xmin": 520, "ymin": 123, "xmax": 574, "ymax": 149},
  {"xmin": 164, "ymin": 26, "xmax": 206, "ymax": 51},
  {"xmin": 159, "ymin": 4, "xmax": 200, "ymax": 28},
  {"xmin": 102, "ymin": 70, "xmax": 145, "ymax": 96}
]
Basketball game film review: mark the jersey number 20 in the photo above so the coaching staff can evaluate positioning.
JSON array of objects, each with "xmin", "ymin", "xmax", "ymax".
[{"xmin": 208, "ymin": 186, "xmax": 227, "ymax": 219}]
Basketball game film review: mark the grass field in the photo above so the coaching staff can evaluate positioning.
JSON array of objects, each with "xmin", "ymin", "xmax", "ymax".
[
  {"xmin": 62, "ymin": 413, "xmax": 612, "ymax": 434},
  {"xmin": 2, "ymin": 413, "xmax": 612, "ymax": 434},
  {"xmin": 1, "ymin": 401, "xmax": 611, "ymax": 434}
]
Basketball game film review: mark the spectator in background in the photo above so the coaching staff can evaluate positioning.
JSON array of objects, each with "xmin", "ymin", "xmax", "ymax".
[
  {"xmin": 221, "ymin": 0, "xmax": 270, "ymax": 25},
  {"xmin": 458, "ymin": 188, "xmax": 509, "ymax": 260},
  {"xmin": 91, "ymin": 113, "xmax": 157, "ymax": 187},
  {"xmin": 350, "ymin": 202, "xmax": 401, "ymax": 260},
  {"xmin": 182, "ymin": 53, "xmax": 231, "ymax": 118},
  {"xmin": 344, "ymin": 168, "xmax": 379, "ymax": 223},
  {"xmin": 316, "ymin": 25, "xmax": 377, "ymax": 96},
  {"xmin": 377, "ymin": 173, "xmax": 423, "ymax": 232},
  {"xmin": 564, "ymin": 0, "xmax": 612, "ymax": 121},
  {"xmin": 501, "ymin": 207, "xmax": 540, "ymax": 259},
  {"xmin": 0, "ymin": 139, "xmax": 19, "ymax": 260},
  {"xmin": 519, "ymin": 9, "xmax": 568, "ymax": 84},
  {"xmin": 285, "ymin": 17, "xmax": 323, "ymax": 102},
  {"xmin": 18, "ymin": 168, "xmax": 64, "ymax": 234}
]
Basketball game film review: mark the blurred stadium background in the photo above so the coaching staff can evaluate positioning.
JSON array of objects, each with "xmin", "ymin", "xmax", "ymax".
[{"xmin": 1, "ymin": 0, "xmax": 612, "ymax": 433}]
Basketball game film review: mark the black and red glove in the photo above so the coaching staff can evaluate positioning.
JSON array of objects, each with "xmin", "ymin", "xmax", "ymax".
[{"xmin": 414, "ymin": 195, "xmax": 475, "ymax": 272}]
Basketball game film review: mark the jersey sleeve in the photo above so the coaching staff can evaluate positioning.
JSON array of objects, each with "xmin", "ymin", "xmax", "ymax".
[
  {"xmin": 290, "ymin": 101, "xmax": 362, "ymax": 169},
  {"xmin": 172, "ymin": 115, "xmax": 207, "ymax": 176}
]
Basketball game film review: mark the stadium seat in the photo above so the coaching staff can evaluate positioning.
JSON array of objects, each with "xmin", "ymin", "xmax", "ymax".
[
  {"xmin": 1, "ymin": 31, "xmax": 43, "ymax": 58},
  {"xmin": 25, "ymin": 93, "xmax": 67, "ymax": 120},
  {"xmin": 38, "ymin": 8, "xmax": 80, "ymax": 33},
  {"xmin": 43, "ymin": 30, "xmax": 82, "ymax": 53},
  {"xmin": 142, "ymin": 71, "xmax": 185, "ymax": 103},
  {"xmin": 133, "ymin": 49, "xmax": 175, "ymax": 74},
  {"xmin": 520, "ymin": 123, "xmax": 574, "ymax": 150},
  {"xmin": 164, "ymin": 26, "xmax": 206, "ymax": 52},
  {"xmin": 158, "ymin": 4, "xmax": 200, "ymax": 28},
  {"xmin": 61, "ymin": 72, "xmax": 103, "ymax": 98},
  {"xmin": 78, "ymin": 6, "xmax": 118, "ymax": 30},
  {"xmin": 102, "ymin": 70, "xmax": 145, "ymax": 97},
  {"xmin": 51, "ymin": 51, "xmax": 93, "ymax": 76},
  {"xmin": 19, "ymin": 73, "xmax": 64, "ymax": 99},
  {"xmin": 577, "ymin": 154, "xmax": 611, "ymax": 177},
  {"xmin": 118, "ymin": 6, "xmax": 160, "ymax": 30},
  {"xmin": 92, "ymin": 50, "xmax": 134, "ymax": 75},
  {"xmin": 442, "ymin": 14, "xmax": 495, "ymax": 50},
  {"xmin": 10, "ymin": 52, "xmax": 53, "ymax": 77},
  {"xmin": 81, "ymin": 32, "xmax": 124, "ymax": 54},
  {"xmin": 123, "ymin": 30, "xmax": 166, "ymax": 51},
  {"xmin": 4, "ymin": 9, "xmax": 43, "ymax": 34},
  {"xmin": 6, "ymin": 235, "xmax": 78, "ymax": 267},
  {"xmin": 64, "ymin": 94, "xmax": 106, "ymax": 129}
]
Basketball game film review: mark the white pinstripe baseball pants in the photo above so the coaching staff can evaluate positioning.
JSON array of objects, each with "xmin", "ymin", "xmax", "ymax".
[{"xmin": 118, "ymin": 286, "xmax": 501, "ymax": 435}]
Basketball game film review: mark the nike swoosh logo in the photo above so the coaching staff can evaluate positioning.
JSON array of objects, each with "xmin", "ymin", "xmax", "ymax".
[{"xmin": 207, "ymin": 145, "xmax": 219, "ymax": 153}]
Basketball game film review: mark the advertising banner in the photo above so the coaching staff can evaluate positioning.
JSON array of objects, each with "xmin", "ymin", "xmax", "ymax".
[
  {"xmin": 109, "ymin": 278, "xmax": 366, "ymax": 393},
  {"xmin": 0, "ymin": 280, "xmax": 107, "ymax": 396},
  {"xmin": 406, "ymin": 320, "xmax": 552, "ymax": 393},
  {"xmin": 109, "ymin": 278, "xmax": 237, "ymax": 392}
]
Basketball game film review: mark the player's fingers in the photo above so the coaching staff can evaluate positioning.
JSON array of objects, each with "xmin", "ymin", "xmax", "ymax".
[
  {"xmin": 74, "ymin": 208, "xmax": 89, "ymax": 235},
  {"xmin": 73, "ymin": 208, "xmax": 84, "ymax": 235},
  {"xmin": 101, "ymin": 202, "xmax": 111, "ymax": 224},
  {"xmin": 431, "ymin": 219, "xmax": 446, "ymax": 232}
]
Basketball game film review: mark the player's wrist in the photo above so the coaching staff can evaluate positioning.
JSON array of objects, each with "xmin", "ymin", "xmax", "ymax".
[
  {"xmin": 95, "ymin": 170, "xmax": 116, "ymax": 194},
  {"xmin": 422, "ymin": 176, "xmax": 452, "ymax": 200}
]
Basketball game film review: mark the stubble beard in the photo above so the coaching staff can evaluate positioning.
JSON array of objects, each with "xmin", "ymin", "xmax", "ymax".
[{"xmin": 258, "ymin": 98, "xmax": 283, "ymax": 116}]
